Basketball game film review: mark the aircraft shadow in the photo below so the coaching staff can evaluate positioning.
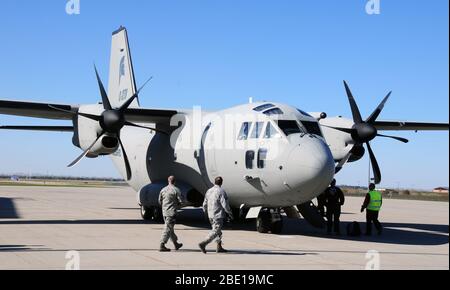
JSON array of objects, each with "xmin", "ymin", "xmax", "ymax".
[
  {"xmin": 0, "ymin": 198, "xmax": 20, "ymax": 218},
  {"xmin": 280, "ymin": 218, "xmax": 449, "ymax": 246},
  {"xmin": 0, "ymin": 245, "xmax": 43, "ymax": 252},
  {"xmin": 0, "ymin": 245, "xmax": 311, "ymax": 256},
  {"xmin": 0, "ymin": 208, "xmax": 447, "ymax": 247}
]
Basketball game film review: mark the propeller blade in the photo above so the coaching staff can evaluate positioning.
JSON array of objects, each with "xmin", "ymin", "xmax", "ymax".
[
  {"xmin": 343, "ymin": 81, "xmax": 363, "ymax": 124},
  {"xmin": 119, "ymin": 76, "xmax": 154, "ymax": 112},
  {"xmin": 377, "ymin": 133, "xmax": 409, "ymax": 143},
  {"xmin": 335, "ymin": 150, "xmax": 353, "ymax": 174},
  {"xmin": 322, "ymin": 125, "xmax": 356, "ymax": 135},
  {"xmin": 366, "ymin": 142, "xmax": 381, "ymax": 185},
  {"xmin": 118, "ymin": 137, "xmax": 132, "ymax": 180},
  {"xmin": 48, "ymin": 105, "xmax": 101, "ymax": 122},
  {"xmin": 94, "ymin": 65, "xmax": 112, "ymax": 110},
  {"xmin": 124, "ymin": 121, "xmax": 169, "ymax": 135},
  {"xmin": 366, "ymin": 91, "xmax": 392, "ymax": 124},
  {"xmin": 68, "ymin": 132, "xmax": 104, "ymax": 168}
]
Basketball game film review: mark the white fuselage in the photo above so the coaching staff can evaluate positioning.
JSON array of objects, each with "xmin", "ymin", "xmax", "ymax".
[{"xmin": 80, "ymin": 102, "xmax": 336, "ymax": 208}]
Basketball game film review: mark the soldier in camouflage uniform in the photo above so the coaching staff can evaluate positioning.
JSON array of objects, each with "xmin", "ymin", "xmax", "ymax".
[
  {"xmin": 159, "ymin": 176, "xmax": 184, "ymax": 252},
  {"xmin": 199, "ymin": 177, "xmax": 234, "ymax": 254}
]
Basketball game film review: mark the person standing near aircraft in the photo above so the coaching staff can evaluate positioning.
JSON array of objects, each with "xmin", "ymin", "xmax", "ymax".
[
  {"xmin": 316, "ymin": 192, "xmax": 326, "ymax": 217},
  {"xmin": 159, "ymin": 176, "xmax": 184, "ymax": 252},
  {"xmin": 324, "ymin": 179, "xmax": 345, "ymax": 235},
  {"xmin": 361, "ymin": 183, "xmax": 383, "ymax": 236},
  {"xmin": 199, "ymin": 177, "xmax": 234, "ymax": 254}
]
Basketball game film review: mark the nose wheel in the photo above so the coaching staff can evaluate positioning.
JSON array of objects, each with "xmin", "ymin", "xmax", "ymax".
[{"xmin": 256, "ymin": 208, "xmax": 283, "ymax": 234}]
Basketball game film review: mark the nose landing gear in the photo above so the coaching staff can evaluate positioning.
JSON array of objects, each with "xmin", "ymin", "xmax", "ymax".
[{"xmin": 256, "ymin": 208, "xmax": 283, "ymax": 234}]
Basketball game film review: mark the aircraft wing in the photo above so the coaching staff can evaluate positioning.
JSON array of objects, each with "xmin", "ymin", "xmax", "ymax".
[
  {"xmin": 0, "ymin": 99, "xmax": 178, "ymax": 127},
  {"xmin": 374, "ymin": 121, "xmax": 449, "ymax": 131},
  {"xmin": 0, "ymin": 126, "xmax": 74, "ymax": 132},
  {"xmin": 0, "ymin": 99, "xmax": 77, "ymax": 120}
]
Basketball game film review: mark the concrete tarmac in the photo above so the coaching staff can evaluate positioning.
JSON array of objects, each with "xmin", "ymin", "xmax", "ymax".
[{"xmin": 0, "ymin": 186, "xmax": 448, "ymax": 270}]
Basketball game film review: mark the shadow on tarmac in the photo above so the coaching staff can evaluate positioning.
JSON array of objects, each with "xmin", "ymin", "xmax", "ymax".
[
  {"xmin": 0, "ymin": 208, "xmax": 447, "ymax": 247},
  {"xmin": 0, "ymin": 244, "xmax": 312, "ymax": 256},
  {"xmin": 0, "ymin": 198, "xmax": 20, "ymax": 218}
]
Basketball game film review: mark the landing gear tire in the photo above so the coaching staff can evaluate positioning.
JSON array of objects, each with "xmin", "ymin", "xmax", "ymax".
[
  {"xmin": 256, "ymin": 210, "xmax": 271, "ymax": 233},
  {"xmin": 140, "ymin": 205, "xmax": 153, "ymax": 221},
  {"xmin": 270, "ymin": 219, "xmax": 283, "ymax": 235},
  {"xmin": 152, "ymin": 207, "xmax": 164, "ymax": 223},
  {"xmin": 140, "ymin": 206, "xmax": 164, "ymax": 223},
  {"xmin": 256, "ymin": 208, "xmax": 283, "ymax": 234},
  {"xmin": 232, "ymin": 207, "xmax": 249, "ymax": 224}
]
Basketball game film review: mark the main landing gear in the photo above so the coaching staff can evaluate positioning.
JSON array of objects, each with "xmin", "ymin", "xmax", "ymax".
[
  {"xmin": 140, "ymin": 205, "xmax": 163, "ymax": 223},
  {"xmin": 256, "ymin": 208, "xmax": 283, "ymax": 234}
]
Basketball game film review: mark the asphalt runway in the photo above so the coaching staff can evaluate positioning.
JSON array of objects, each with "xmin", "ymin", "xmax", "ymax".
[{"xmin": 0, "ymin": 186, "xmax": 448, "ymax": 270}]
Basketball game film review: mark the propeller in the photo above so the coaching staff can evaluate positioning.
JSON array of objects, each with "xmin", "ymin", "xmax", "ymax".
[
  {"xmin": 50, "ymin": 66, "xmax": 160, "ymax": 180},
  {"xmin": 329, "ymin": 81, "xmax": 409, "ymax": 184}
]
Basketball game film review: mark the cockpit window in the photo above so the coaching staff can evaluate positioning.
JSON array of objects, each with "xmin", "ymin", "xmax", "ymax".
[
  {"xmin": 263, "ymin": 108, "xmax": 284, "ymax": 116},
  {"xmin": 238, "ymin": 122, "xmax": 252, "ymax": 140},
  {"xmin": 253, "ymin": 103, "xmax": 275, "ymax": 112},
  {"xmin": 297, "ymin": 109, "xmax": 313, "ymax": 117},
  {"xmin": 250, "ymin": 122, "xmax": 264, "ymax": 139},
  {"xmin": 302, "ymin": 121, "xmax": 323, "ymax": 137},
  {"xmin": 264, "ymin": 122, "xmax": 282, "ymax": 139},
  {"xmin": 277, "ymin": 120, "xmax": 302, "ymax": 136}
]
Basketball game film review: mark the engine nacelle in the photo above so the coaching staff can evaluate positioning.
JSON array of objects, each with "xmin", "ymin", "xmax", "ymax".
[
  {"xmin": 319, "ymin": 117, "xmax": 366, "ymax": 163},
  {"xmin": 89, "ymin": 135, "xmax": 119, "ymax": 156},
  {"xmin": 72, "ymin": 104, "xmax": 119, "ymax": 157},
  {"xmin": 348, "ymin": 144, "xmax": 365, "ymax": 162},
  {"xmin": 319, "ymin": 116, "xmax": 355, "ymax": 161}
]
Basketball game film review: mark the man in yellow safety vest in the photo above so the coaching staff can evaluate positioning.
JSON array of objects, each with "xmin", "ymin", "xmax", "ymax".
[{"xmin": 361, "ymin": 183, "xmax": 383, "ymax": 236}]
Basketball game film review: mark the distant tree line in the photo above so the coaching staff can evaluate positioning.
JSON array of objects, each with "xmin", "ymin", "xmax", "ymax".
[{"xmin": 0, "ymin": 174, "xmax": 124, "ymax": 182}]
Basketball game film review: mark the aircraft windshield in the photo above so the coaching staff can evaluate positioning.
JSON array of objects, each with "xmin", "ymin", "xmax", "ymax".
[
  {"xmin": 263, "ymin": 108, "xmax": 284, "ymax": 116},
  {"xmin": 302, "ymin": 121, "xmax": 323, "ymax": 137},
  {"xmin": 277, "ymin": 120, "xmax": 303, "ymax": 136},
  {"xmin": 297, "ymin": 109, "xmax": 313, "ymax": 117},
  {"xmin": 264, "ymin": 122, "xmax": 282, "ymax": 139},
  {"xmin": 253, "ymin": 103, "xmax": 275, "ymax": 112}
]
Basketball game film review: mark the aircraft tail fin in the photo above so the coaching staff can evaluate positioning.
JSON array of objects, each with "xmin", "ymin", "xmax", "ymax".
[{"xmin": 107, "ymin": 26, "xmax": 139, "ymax": 109}]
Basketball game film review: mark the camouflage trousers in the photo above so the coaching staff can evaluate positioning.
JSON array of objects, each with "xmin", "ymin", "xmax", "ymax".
[
  {"xmin": 160, "ymin": 216, "xmax": 179, "ymax": 244},
  {"xmin": 201, "ymin": 218, "xmax": 224, "ymax": 245}
]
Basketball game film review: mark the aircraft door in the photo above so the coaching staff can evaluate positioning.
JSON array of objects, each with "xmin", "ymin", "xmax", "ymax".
[{"xmin": 198, "ymin": 122, "xmax": 218, "ymax": 186}]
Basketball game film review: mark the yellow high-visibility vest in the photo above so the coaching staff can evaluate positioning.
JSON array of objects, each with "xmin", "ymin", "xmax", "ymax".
[{"xmin": 368, "ymin": 191, "xmax": 382, "ymax": 211}]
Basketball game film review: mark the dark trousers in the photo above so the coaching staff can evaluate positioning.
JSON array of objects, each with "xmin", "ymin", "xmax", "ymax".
[
  {"xmin": 366, "ymin": 210, "xmax": 382, "ymax": 235},
  {"xmin": 326, "ymin": 208, "xmax": 341, "ymax": 233}
]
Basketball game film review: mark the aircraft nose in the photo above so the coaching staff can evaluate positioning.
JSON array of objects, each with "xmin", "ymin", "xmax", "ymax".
[{"xmin": 284, "ymin": 136, "xmax": 335, "ymax": 202}]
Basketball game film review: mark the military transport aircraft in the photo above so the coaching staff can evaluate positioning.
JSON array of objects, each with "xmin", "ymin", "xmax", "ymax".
[{"xmin": 1, "ymin": 27, "xmax": 448, "ymax": 233}]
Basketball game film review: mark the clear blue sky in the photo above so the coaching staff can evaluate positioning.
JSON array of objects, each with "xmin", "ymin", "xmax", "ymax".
[{"xmin": 0, "ymin": 0, "xmax": 448, "ymax": 190}]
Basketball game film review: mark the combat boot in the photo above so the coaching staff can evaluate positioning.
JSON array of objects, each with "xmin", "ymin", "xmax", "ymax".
[
  {"xmin": 159, "ymin": 243, "xmax": 171, "ymax": 252},
  {"xmin": 198, "ymin": 242, "xmax": 207, "ymax": 254},
  {"xmin": 174, "ymin": 242, "xmax": 183, "ymax": 251},
  {"xmin": 217, "ymin": 242, "xmax": 228, "ymax": 253}
]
